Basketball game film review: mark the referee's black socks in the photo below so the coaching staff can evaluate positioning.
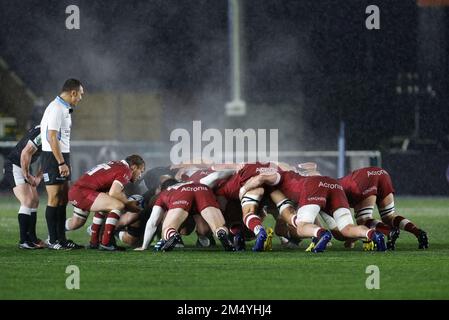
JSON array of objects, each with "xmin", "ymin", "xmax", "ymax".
[
  {"xmin": 56, "ymin": 205, "xmax": 67, "ymax": 242},
  {"xmin": 45, "ymin": 206, "xmax": 58, "ymax": 244}
]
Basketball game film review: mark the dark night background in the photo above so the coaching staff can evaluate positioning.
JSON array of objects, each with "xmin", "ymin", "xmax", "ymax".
[{"xmin": 1, "ymin": 0, "xmax": 449, "ymax": 193}]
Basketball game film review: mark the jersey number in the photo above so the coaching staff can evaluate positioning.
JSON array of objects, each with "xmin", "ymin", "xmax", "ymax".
[{"xmin": 87, "ymin": 163, "xmax": 111, "ymax": 176}]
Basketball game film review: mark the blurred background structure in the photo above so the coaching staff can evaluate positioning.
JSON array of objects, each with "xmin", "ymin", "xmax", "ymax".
[{"xmin": 1, "ymin": 0, "xmax": 449, "ymax": 195}]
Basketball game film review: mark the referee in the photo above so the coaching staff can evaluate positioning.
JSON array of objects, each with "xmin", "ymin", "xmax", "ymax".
[{"xmin": 40, "ymin": 79, "xmax": 84, "ymax": 250}]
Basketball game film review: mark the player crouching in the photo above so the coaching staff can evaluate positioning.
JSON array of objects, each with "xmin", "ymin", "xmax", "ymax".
[
  {"xmin": 135, "ymin": 179, "xmax": 235, "ymax": 252},
  {"xmin": 65, "ymin": 155, "xmax": 145, "ymax": 251}
]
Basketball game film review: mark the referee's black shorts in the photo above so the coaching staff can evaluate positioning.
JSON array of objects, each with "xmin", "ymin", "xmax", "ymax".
[{"xmin": 41, "ymin": 151, "xmax": 71, "ymax": 185}]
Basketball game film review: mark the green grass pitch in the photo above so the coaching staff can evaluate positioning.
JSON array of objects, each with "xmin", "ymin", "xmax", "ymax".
[{"xmin": 0, "ymin": 194, "xmax": 448, "ymax": 299}]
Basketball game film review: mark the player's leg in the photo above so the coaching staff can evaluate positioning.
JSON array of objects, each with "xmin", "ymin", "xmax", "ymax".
[
  {"xmin": 200, "ymin": 206, "xmax": 234, "ymax": 251},
  {"xmin": 29, "ymin": 185, "xmax": 44, "ymax": 247},
  {"xmin": 65, "ymin": 207, "xmax": 90, "ymax": 231},
  {"xmin": 295, "ymin": 204, "xmax": 324, "ymax": 237},
  {"xmin": 352, "ymin": 195, "xmax": 394, "ymax": 250},
  {"xmin": 116, "ymin": 211, "xmax": 141, "ymax": 229},
  {"xmin": 354, "ymin": 195, "xmax": 392, "ymax": 236},
  {"xmin": 87, "ymin": 211, "xmax": 106, "ymax": 248},
  {"xmin": 192, "ymin": 214, "xmax": 215, "ymax": 248},
  {"xmin": 270, "ymin": 190, "xmax": 297, "ymax": 229},
  {"xmin": 274, "ymin": 219, "xmax": 302, "ymax": 248},
  {"xmin": 241, "ymin": 187, "xmax": 265, "ymax": 233},
  {"xmin": 241, "ymin": 187, "xmax": 268, "ymax": 251},
  {"xmin": 118, "ymin": 229, "xmax": 140, "ymax": 247},
  {"xmin": 378, "ymin": 193, "xmax": 428, "ymax": 249},
  {"xmin": 319, "ymin": 212, "xmax": 346, "ymax": 240},
  {"xmin": 117, "ymin": 220, "xmax": 142, "ymax": 248},
  {"xmin": 223, "ymin": 200, "xmax": 246, "ymax": 250},
  {"xmin": 159, "ymin": 208, "xmax": 189, "ymax": 251},
  {"xmin": 295, "ymin": 204, "xmax": 333, "ymax": 253},
  {"xmin": 335, "ymin": 208, "xmax": 386, "ymax": 251},
  {"xmin": 13, "ymin": 183, "xmax": 38, "ymax": 249},
  {"xmin": 87, "ymin": 193, "xmax": 126, "ymax": 250}
]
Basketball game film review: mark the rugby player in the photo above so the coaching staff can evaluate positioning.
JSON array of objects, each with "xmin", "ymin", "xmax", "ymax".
[
  {"xmin": 241, "ymin": 170, "xmax": 387, "ymax": 252},
  {"xmin": 66, "ymin": 154, "xmax": 145, "ymax": 250},
  {"xmin": 2, "ymin": 125, "xmax": 45, "ymax": 249},
  {"xmin": 339, "ymin": 166, "xmax": 428, "ymax": 249},
  {"xmin": 136, "ymin": 179, "xmax": 234, "ymax": 251}
]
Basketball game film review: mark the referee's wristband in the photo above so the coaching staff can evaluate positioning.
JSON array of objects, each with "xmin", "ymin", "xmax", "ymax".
[{"xmin": 58, "ymin": 162, "xmax": 66, "ymax": 167}]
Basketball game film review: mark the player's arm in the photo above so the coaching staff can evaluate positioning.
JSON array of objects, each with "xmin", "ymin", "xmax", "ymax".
[
  {"xmin": 20, "ymin": 141, "xmax": 39, "ymax": 186},
  {"xmin": 109, "ymin": 180, "xmax": 128, "ymax": 202},
  {"xmin": 109, "ymin": 180, "xmax": 142, "ymax": 213},
  {"xmin": 139, "ymin": 205, "xmax": 166, "ymax": 250},
  {"xmin": 275, "ymin": 162, "xmax": 296, "ymax": 172},
  {"xmin": 47, "ymin": 130, "xmax": 69, "ymax": 176},
  {"xmin": 239, "ymin": 172, "xmax": 281, "ymax": 199},
  {"xmin": 199, "ymin": 170, "xmax": 235, "ymax": 188}
]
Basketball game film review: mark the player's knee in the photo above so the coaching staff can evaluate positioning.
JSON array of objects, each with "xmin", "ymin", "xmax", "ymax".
[
  {"xmin": 21, "ymin": 197, "xmax": 35, "ymax": 208},
  {"xmin": 32, "ymin": 199, "xmax": 39, "ymax": 208},
  {"xmin": 296, "ymin": 204, "xmax": 320, "ymax": 224},
  {"xmin": 47, "ymin": 196, "xmax": 59, "ymax": 207},
  {"xmin": 72, "ymin": 217, "xmax": 86, "ymax": 229}
]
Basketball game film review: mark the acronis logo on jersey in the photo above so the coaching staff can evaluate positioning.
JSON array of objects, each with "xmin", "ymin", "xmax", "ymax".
[{"xmin": 367, "ymin": 169, "xmax": 388, "ymax": 177}]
